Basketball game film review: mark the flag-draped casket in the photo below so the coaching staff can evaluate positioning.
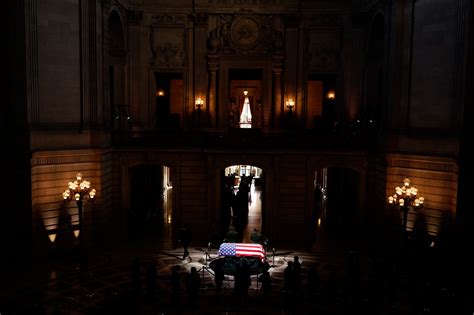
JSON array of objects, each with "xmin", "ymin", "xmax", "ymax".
[{"xmin": 217, "ymin": 243, "xmax": 265, "ymax": 261}]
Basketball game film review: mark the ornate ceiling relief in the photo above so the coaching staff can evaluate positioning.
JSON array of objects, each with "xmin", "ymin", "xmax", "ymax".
[
  {"xmin": 209, "ymin": 14, "xmax": 284, "ymax": 55},
  {"xmin": 149, "ymin": 14, "xmax": 187, "ymax": 69}
]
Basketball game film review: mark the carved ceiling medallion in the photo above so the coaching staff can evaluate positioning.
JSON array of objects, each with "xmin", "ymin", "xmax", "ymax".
[{"xmin": 230, "ymin": 16, "xmax": 260, "ymax": 50}]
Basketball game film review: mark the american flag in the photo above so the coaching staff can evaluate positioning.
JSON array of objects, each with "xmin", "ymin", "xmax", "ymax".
[{"xmin": 218, "ymin": 243, "xmax": 265, "ymax": 261}]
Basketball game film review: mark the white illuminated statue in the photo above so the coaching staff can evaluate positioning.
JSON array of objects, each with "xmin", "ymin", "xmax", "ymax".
[{"xmin": 240, "ymin": 90, "xmax": 252, "ymax": 128}]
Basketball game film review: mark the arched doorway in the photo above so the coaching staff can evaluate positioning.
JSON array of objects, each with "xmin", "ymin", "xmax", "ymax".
[
  {"xmin": 129, "ymin": 164, "xmax": 173, "ymax": 247},
  {"xmin": 220, "ymin": 165, "xmax": 264, "ymax": 243}
]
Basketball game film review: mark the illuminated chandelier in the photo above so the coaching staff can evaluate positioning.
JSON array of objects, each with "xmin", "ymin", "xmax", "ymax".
[{"xmin": 387, "ymin": 177, "xmax": 425, "ymax": 233}]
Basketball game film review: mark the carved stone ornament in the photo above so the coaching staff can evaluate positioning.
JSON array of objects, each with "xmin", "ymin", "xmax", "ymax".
[
  {"xmin": 229, "ymin": 16, "xmax": 260, "ymax": 50},
  {"xmin": 214, "ymin": 14, "xmax": 284, "ymax": 55},
  {"xmin": 151, "ymin": 13, "xmax": 186, "ymax": 26},
  {"xmin": 151, "ymin": 42, "xmax": 185, "ymax": 68},
  {"xmin": 127, "ymin": 10, "xmax": 143, "ymax": 25}
]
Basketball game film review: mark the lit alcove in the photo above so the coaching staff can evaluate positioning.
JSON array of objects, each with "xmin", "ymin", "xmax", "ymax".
[{"xmin": 221, "ymin": 165, "xmax": 264, "ymax": 243}]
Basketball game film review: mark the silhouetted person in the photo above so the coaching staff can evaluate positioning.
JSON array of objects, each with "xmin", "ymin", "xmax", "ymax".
[
  {"xmin": 258, "ymin": 269, "xmax": 272, "ymax": 296},
  {"xmin": 186, "ymin": 267, "xmax": 200, "ymax": 306},
  {"xmin": 171, "ymin": 265, "xmax": 181, "ymax": 305},
  {"xmin": 145, "ymin": 261, "xmax": 157, "ymax": 299},
  {"xmin": 221, "ymin": 184, "xmax": 233, "ymax": 236},
  {"xmin": 131, "ymin": 257, "xmax": 141, "ymax": 292},
  {"xmin": 250, "ymin": 228, "xmax": 263, "ymax": 244},
  {"xmin": 284, "ymin": 261, "xmax": 294, "ymax": 294},
  {"xmin": 214, "ymin": 261, "xmax": 225, "ymax": 299},
  {"xmin": 308, "ymin": 265, "xmax": 321, "ymax": 299},
  {"xmin": 237, "ymin": 259, "xmax": 251, "ymax": 303},
  {"xmin": 225, "ymin": 226, "xmax": 239, "ymax": 243},
  {"xmin": 293, "ymin": 256, "xmax": 303, "ymax": 298},
  {"xmin": 327, "ymin": 270, "xmax": 338, "ymax": 304},
  {"xmin": 178, "ymin": 225, "xmax": 192, "ymax": 260}
]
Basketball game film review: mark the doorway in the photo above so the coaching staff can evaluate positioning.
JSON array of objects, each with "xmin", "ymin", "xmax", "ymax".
[
  {"xmin": 221, "ymin": 165, "xmax": 264, "ymax": 243},
  {"xmin": 312, "ymin": 166, "xmax": 360, "ymax": 243},
  {"xmin": 154, "ymin": 72, "xmax": 183, "ymax": 129},
  {"xmin": 228, "ymin": 69, "xmax": 263, "ymax": 129},
  {"xmin": 129, "ymin": 164, "xmax": 173, "ymax": 247}
]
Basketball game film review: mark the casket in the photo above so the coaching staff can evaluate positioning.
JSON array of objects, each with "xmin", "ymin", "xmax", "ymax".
[{"xmin": 217, "ymin": 243, "xmax": 265, "ymax": 261}]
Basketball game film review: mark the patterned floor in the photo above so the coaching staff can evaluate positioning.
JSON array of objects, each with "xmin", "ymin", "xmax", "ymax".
[
  {"xmin": 5, "ymin": 235, "xmax": 471, "ymax": 315},
  {"xmin": 9, "ymin": 241, "xmax": 353, "ymax": 315}
]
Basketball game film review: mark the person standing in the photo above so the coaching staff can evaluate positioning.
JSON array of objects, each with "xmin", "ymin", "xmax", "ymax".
[
  {"xmin": 145, "ymin": 261, "xmax": 158, "ymax": 300},
  {"xmin": 250, "ymin": 228, "xmax": 263, "ymax": 244},
  {"xmin": 171, "ymin": 265, "xmax": 181, "ymax": 305},
  {"xmin": 258, "ymin": 269, "xmax": 272, "ymax": 297},
  {"xmin": 186, "ymin": 267, "xmax": 201, "ymax": 306},
  {"xmin": 178, "ymin": 225, "xmax": 192, "ymax": 260},
  {"xmin": 292, "ymin": 256, "xmax": 303, "ymax": 301},
  {"xmin": 214, "ymin": 261, "xmax": 225, "ymax": 299}
]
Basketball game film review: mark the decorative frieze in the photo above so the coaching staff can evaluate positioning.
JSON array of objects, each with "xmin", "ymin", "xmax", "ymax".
[
  {"xmin": 210, "ymin": 14, "xmax": 284, "ymax": 55},
  {"xmin": 150, "ymin": 13, "xmax": 187, "ymax": 26},
  {"xmin": 205, "ymin": 0, "xmax": 283, "ymax": 5},
  {"xmin": 31, "ymin": 153, "xmax": 101, "ymax": 166},
  {"xmin": 194, "ymin": 13, "xmax": 209, "ymax": 27},
  {"xmin": 388, "ymin": 159, "xmax": 457, "ymax": 173},
  {"xmin": 308, "ymin": 14, "xmax": 342, "ymax": 27}
]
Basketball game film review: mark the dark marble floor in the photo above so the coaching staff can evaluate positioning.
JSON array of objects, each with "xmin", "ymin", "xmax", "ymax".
[{"xmin": 2, "ymin": 222, "xmax": 473, "ymax": 315}]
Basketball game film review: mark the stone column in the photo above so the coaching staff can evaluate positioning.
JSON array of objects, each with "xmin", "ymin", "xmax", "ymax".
[
  {"xmin": 390, "ymin": 0, "xmax": 415, "ymax": 130},
  {"xmin": 208, "ymin": 54, "xmax": 219, "ymax": 128},
  {"xmin": 272, "ymin": 55, "xmax": 284, "ymax": 127},
  {"xmin": 127, "ymin": 9, "xmax": 143, "ymax": 130}
]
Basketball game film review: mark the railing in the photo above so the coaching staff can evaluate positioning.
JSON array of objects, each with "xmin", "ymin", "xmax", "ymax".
[{"xmin": 111, "ymin": 123, "xmax": 379, "ymax": 151}]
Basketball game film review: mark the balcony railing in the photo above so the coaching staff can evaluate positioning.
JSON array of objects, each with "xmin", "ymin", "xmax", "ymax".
[{"xmin": 111, "ymin": 121, "xmax": 379, "ymax": 151}]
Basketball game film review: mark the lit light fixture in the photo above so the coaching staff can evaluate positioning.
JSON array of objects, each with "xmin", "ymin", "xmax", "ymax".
[
  {"xmin": 286, "ymin": 98, "xmax": 295, "ymax": 112},
  {"xmin": 195, "ymin": 97, "xmax": 204, "ymax": 110},
  {"xmin": 327, "ymin": 90, "xmax": 336, "ymax": 100},
  {"xmin": 156, "ymin": 89, "xmax": 165, "ymax": 97},
  {"xmin": 167, "ymin": 215, "xmax": 172, "ymax": 224},
  {"xmin": 48, "ymin": 234, "xmax": 57, "ymax": 243},
  {"xmin": 62, "ymin": 172, "xmax": 96, "ymax": 246},
  {"xmin": 387, "ymin": 177, "xmax": 425, "ymax": 234}
]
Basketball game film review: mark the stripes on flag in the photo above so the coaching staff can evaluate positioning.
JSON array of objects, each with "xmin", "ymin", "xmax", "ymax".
[{"xmin": 218, "ymin": 243, "xmax": 265, "ymax": 261}]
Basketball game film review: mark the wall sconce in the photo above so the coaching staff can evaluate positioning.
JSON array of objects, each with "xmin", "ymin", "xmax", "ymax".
[
  {"xmin": 156, "ymin": 89, "xmax": 165, "ymax": 97},
  {"xmin": 195, "ymin": 97, "xmax": 204, "ymax": 111},
  {"xmin": 286, "ymin": 99, "xmax": 295, "ymax": 113},
  {"xmin": 327, "ymin": 90, "xmax": 336, "ymax": 100},
  {"xmin": 48, "ymin": 234, "xmax": 57, "ymax": 243}
]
